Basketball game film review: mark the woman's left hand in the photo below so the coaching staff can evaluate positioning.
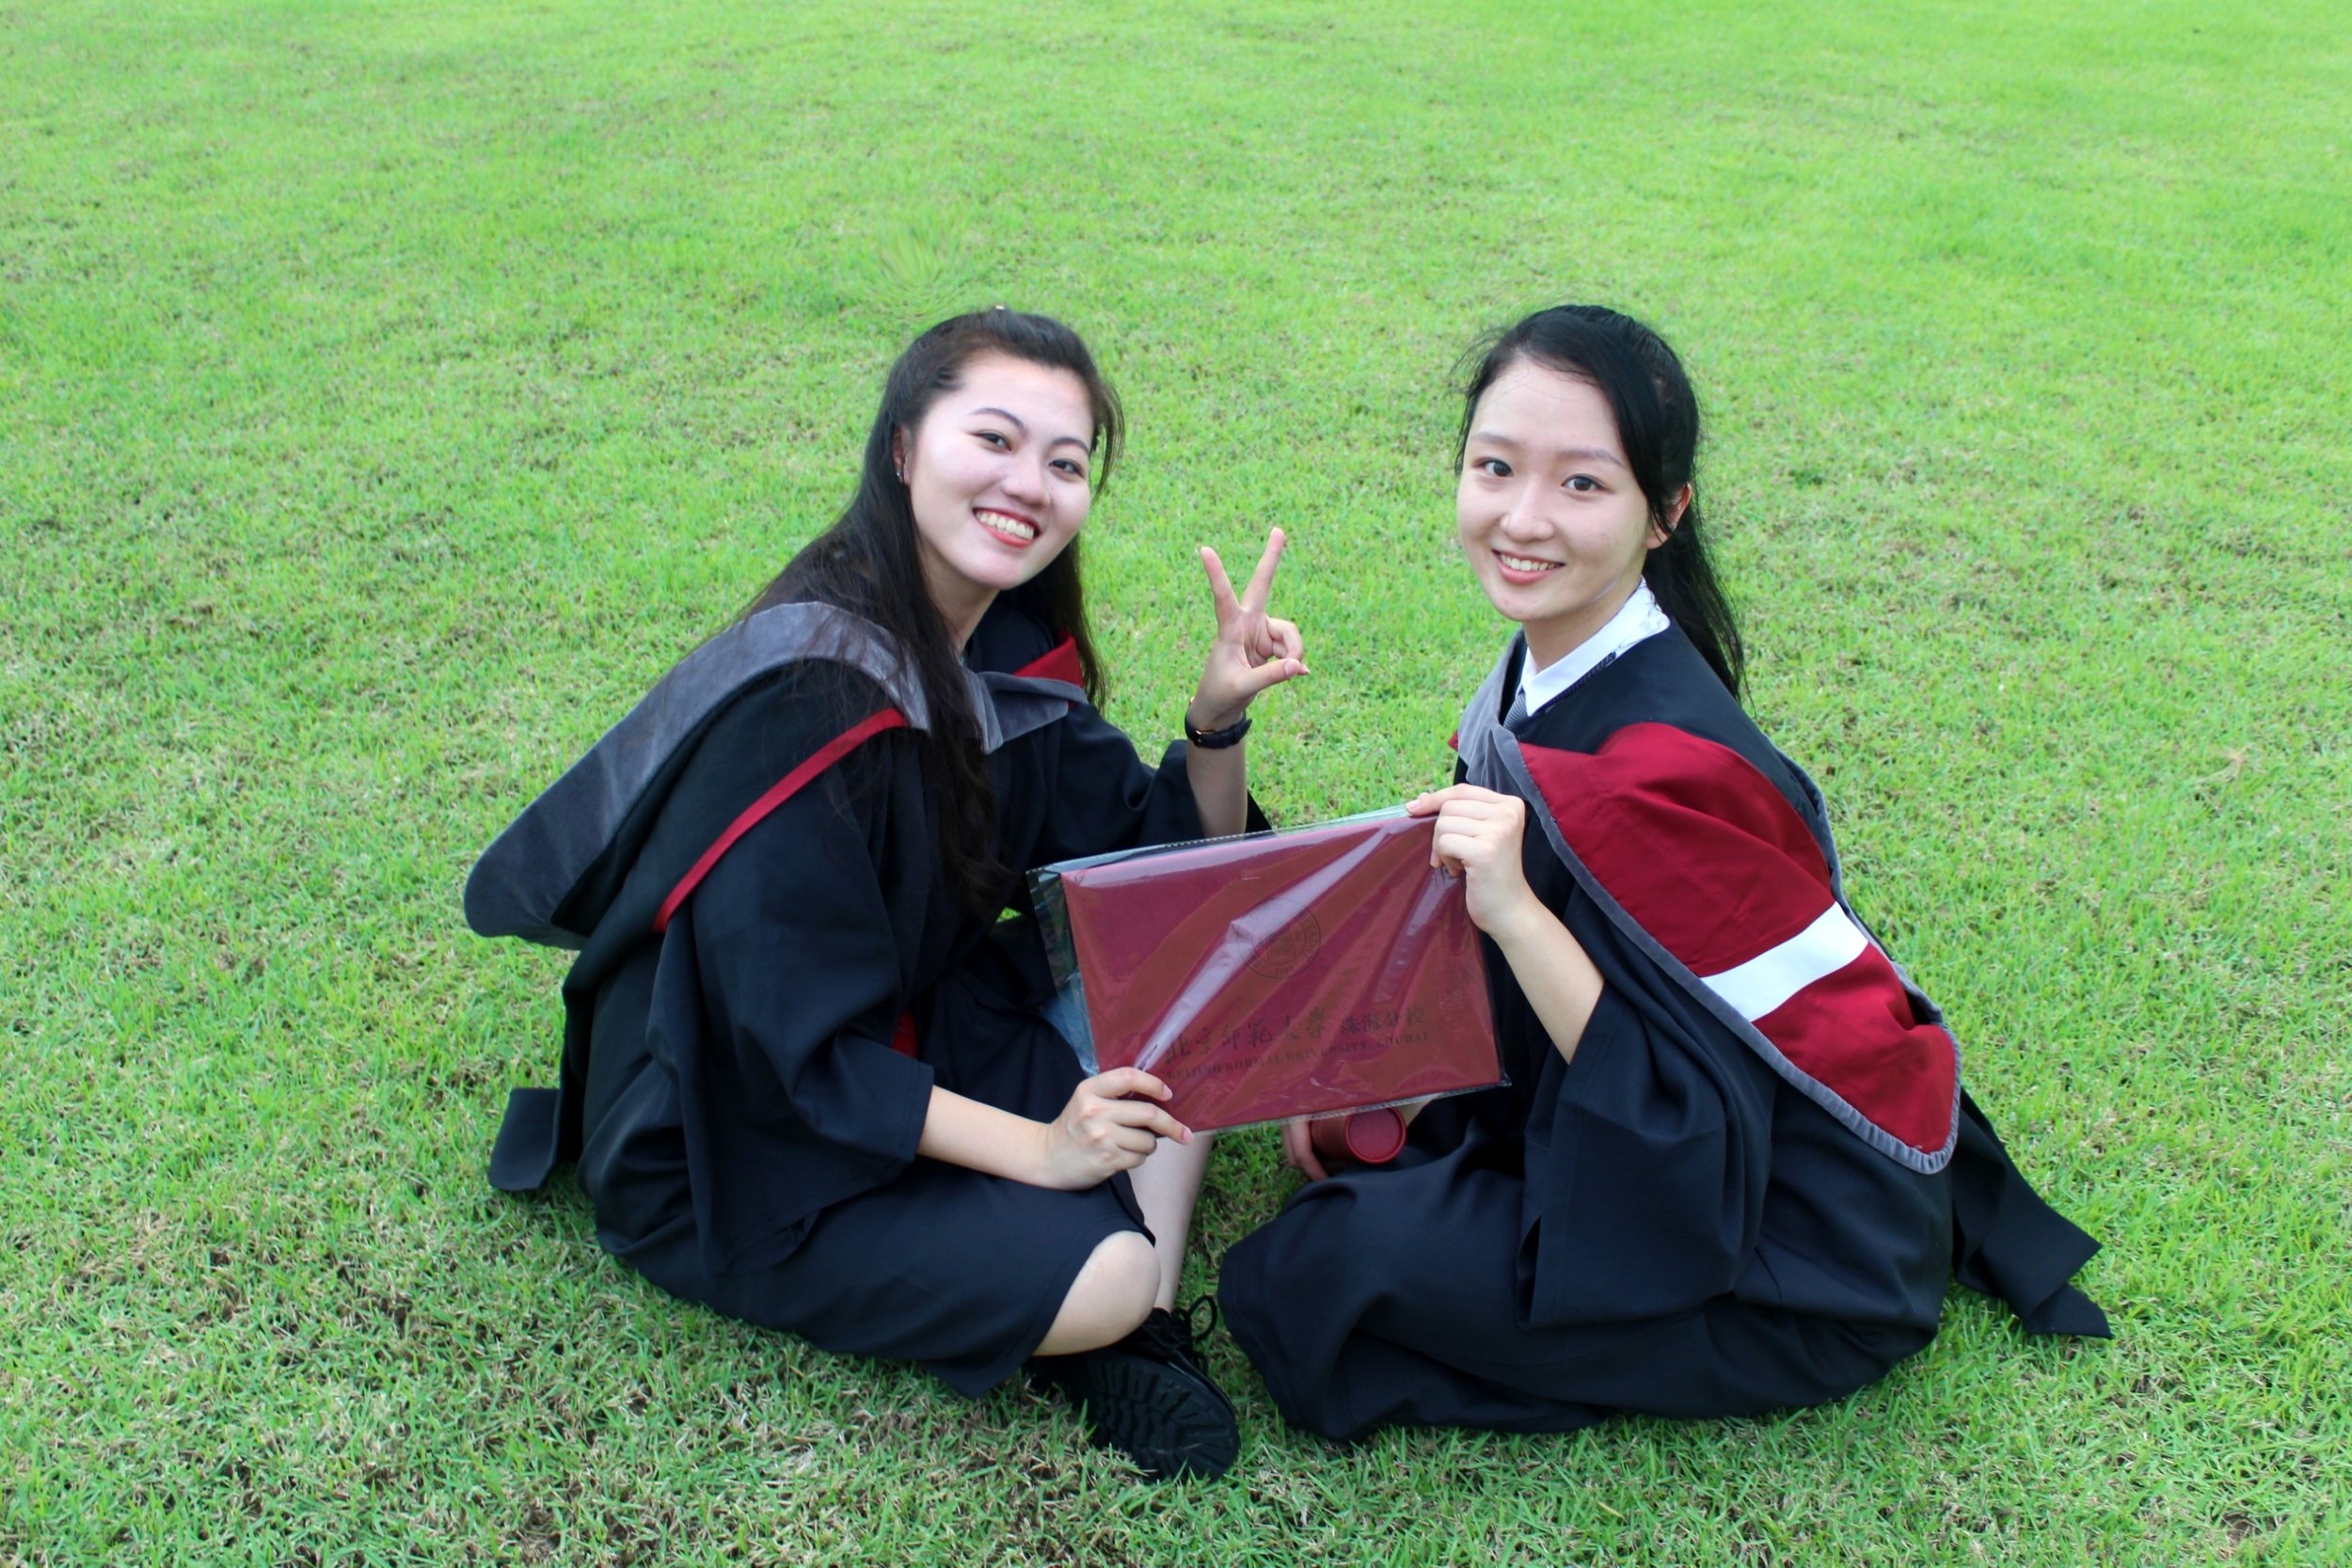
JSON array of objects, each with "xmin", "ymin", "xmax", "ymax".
[
  {"xmin": 1406, "ymin": 784, "xmax": 1541, "ymax": 943},
  {"xmin": 1188, "ymin": 527, "xmax": 1307, "ymax": 732}
]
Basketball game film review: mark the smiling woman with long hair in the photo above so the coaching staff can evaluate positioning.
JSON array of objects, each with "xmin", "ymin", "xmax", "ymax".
[
  {"xmin": 466, "ymin": 309, "xmax": 1304, "ymax": 1481},
  {"xmin": 1219, "ymin": 304, "xmax": 2106, "ymax": 1441}
]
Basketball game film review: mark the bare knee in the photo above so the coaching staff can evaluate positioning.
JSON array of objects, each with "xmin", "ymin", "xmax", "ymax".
[{"xmin": 1036, "ymin": 1230, "xmax": 1158, "ymax": 1355}]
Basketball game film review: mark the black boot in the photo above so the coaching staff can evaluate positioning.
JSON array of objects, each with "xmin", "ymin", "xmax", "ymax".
[{"xmin": 1030, "ymin": 1299, "xmax": 1238, "ymax": 1481}]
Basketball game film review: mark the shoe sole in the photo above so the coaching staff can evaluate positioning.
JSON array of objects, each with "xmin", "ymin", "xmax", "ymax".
[{"xmin": 1056, "ymin": 1354, "xmax": 1241, "ymax": 1481}]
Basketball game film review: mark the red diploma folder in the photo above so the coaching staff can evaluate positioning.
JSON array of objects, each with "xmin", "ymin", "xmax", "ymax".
[{"xmin": 1029, "ymin": 812, "xmax": 1503, "ymax": 1133}]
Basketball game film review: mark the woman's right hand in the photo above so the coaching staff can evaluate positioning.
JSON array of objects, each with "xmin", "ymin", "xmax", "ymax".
[
  {"xmin": 1187, "ymin": 528, "xmax": 1308, "ymax": 732},
  {"xmin": 1033, "ymin": 1068, "xmax": 1193, "ymax": 1190},
  {"xmin": 1407, "ymin": 784, "xmax": 1542, "ymax": 943},
  {"xmin": 1281, "ymin": 1118, "xmax": 1332, "ymax": 1182}
]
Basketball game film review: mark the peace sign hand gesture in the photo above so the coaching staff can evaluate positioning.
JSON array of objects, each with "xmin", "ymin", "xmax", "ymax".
[{"xmin": 1188, "ymin": 527, "xmax": 1309, "ymax": 732}]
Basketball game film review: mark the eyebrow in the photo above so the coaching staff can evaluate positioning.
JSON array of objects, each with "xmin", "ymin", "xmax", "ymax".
[
  {"xmin": 971, "ymin": 405, "xmax": 1092, "ymax": 455},
  {"xmin": 1468, "ymin": 432, "xmax": 1627, "ymax": 467}
]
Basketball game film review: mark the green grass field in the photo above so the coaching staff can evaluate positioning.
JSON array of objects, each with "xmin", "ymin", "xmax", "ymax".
[{"xmin": 5, "ymin": 0, "xmax": 2348, "ymax": 1561}]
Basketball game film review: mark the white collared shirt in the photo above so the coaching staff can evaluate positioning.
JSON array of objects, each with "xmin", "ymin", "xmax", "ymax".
[{"xmin": 1512, "ymin": 580, "xmax": 1672, "ymax": 719}]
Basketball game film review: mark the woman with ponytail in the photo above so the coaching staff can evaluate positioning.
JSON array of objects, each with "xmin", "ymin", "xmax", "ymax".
[
  {"xmin": 1219, "ymin": 305, "xmax": 2105, "ymax": 1441},
  {"xmin": 466, "ymin": 309, "xmax": 1304, "ymax": 1480}
]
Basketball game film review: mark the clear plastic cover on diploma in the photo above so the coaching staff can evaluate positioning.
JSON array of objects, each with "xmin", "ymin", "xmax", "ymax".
[{"xmin": 1028, "ymin": 810, "xmax": 1505, "ymax": 1134}]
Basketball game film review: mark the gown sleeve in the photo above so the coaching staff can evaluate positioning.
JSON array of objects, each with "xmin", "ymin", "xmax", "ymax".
[
  {"xmin": 1032, "ymin": 705, "xmax": 1268, "ymax": 867},
  {"xmin": 639, "ymin": 677, "xmax": 937, "ymax": 1275},
  {"xmin": 1513, "ymin": 896, "xmax": 1780, "ymax": 1329}
]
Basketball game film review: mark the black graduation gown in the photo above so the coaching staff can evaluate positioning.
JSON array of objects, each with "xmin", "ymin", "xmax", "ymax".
[
  {"xmin": 1220, "ymin": 627, "xmax": 2106, "ymax": 1440},
  {"xmin": 467, "ymin": 599, "xmax": 1233, "ymax": 1395}
]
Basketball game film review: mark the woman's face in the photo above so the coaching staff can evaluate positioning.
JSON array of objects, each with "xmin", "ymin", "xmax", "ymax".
[
  {"xmin": 900, "ymin": 353, "xmax": 1097, "ymax": 637},
  {"xmin": 1455, "ymin": 356, "xmax": 1678, "ymax": 668}
]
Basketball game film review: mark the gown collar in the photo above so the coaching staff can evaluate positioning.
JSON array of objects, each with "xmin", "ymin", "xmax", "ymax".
[{"xmin": 1513, "ymin": 580, "xmax": 1671, "ymax": 720}]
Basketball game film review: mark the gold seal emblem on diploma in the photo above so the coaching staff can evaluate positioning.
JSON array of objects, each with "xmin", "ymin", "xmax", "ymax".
[{"xmin": 1246, "ymin": 910, "xmax": 1323, "ymax": 980}]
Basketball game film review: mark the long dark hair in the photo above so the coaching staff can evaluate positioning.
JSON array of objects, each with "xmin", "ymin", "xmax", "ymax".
[
  {"xmin": 1455, "ymin": 305, "xmax": 1745, "ymax": 695},
  {"xmin": 750, "ymin": 309, "xmax": 1123, "ymax": 911}
]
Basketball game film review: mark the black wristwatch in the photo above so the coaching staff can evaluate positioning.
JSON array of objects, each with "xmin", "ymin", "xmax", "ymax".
[{"xmin": 1183, "ymin": 711, "xmax": 1252, "ymax": 750}]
